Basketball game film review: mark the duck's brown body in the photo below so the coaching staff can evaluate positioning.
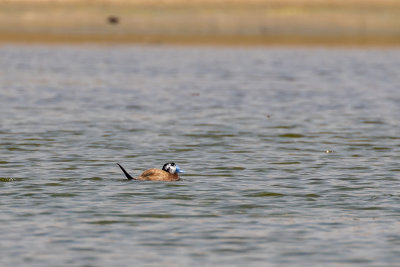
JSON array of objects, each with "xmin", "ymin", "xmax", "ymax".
[
  {"xmin": 117, "ymin": 163, "xmax": 181, "ymax": 182},
  {"xmin": 138, "ymin": 168, "xmax": 180, "ymax": 181}
]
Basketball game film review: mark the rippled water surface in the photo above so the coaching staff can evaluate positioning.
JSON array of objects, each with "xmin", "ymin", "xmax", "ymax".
[{"xmin": 1, "ymin": 45, "xmax": 399, "ymax": 266}]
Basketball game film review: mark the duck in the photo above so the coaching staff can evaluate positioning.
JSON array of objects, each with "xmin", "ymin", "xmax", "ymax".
[{"xmin": 117, "ymin": 162, "xmax": 184, "ymax": 181}]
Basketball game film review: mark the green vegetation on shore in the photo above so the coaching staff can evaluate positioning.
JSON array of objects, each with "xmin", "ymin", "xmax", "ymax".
[{"xmin": 1, "ymin": 0, "xmax": 399, "ymax": 46}]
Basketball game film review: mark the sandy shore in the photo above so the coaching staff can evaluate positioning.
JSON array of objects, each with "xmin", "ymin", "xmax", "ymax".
[{"xmin": 1, "ymin": 0, "xmax": 400, "ymax": 46}]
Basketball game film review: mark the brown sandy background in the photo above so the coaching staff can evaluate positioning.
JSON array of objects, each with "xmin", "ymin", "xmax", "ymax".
[{"xmin": 1, "ymin": 0, "xmax": 400, "ymax": 46}]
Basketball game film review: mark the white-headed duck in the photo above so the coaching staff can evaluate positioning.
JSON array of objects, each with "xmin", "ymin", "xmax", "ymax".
[{"xmin": 117, "ymin": 162, "xmax": 184, "ymax": 181}]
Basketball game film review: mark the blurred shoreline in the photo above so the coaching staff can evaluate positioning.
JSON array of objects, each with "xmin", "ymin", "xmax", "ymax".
[{"xmin": 1, "ymin": 0, "xmax": 400, "ymax": 46}]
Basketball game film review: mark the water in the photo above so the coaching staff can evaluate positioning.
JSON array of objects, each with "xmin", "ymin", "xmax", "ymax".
[{"xmin": 1, "ymin": 45, "xmax": 399, "ymax": 266}]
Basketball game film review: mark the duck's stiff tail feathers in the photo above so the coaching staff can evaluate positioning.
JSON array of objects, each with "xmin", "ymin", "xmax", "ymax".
[{"xmin": 117, "ymin": 163, "xmax": 135, "ymax": 180}]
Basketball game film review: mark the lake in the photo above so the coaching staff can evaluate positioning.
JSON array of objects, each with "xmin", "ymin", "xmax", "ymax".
[{"xmin": 0, "ymin": 45, "xmax": 399, "ymax": 266}]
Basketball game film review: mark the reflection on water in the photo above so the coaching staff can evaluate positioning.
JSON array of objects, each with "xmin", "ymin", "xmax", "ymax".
[{"xmin": 0, "ymin": 45, "xmax": 399, "ymax": 266}]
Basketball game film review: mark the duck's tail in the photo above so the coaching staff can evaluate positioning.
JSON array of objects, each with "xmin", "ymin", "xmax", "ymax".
[{"xmin": 117, "ymin": 163, "xmax": 135, "ymax": 180}]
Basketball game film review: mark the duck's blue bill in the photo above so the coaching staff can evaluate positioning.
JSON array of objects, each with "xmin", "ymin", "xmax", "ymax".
[{"xmin": 176, "ymin": 165, "xmax": 184, "ymax": 173}]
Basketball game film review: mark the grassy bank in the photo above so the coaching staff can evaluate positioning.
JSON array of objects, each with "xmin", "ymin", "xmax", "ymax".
[{"xmin": 1, "ymin": 0, "xmax": 400, "ymax": 46}]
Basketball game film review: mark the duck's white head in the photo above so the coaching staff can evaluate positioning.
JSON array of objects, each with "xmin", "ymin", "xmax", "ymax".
[{"xmin": 162, "ymin": 162, "xmax": 184, "ymax": 174}]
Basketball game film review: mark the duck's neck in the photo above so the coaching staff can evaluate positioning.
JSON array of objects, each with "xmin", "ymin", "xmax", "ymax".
[{"xmin": 170, "ymin": 173, "xmax": 179, "ymax": 181}]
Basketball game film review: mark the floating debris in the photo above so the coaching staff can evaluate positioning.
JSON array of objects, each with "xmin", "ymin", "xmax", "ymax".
[
  {"xmin": 325, "ymin": 150, "xmax": 333, "ymax": 153},
  {"xmin": 0, "ymin": 177, "xmax": 15, "ymax": 182}
]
